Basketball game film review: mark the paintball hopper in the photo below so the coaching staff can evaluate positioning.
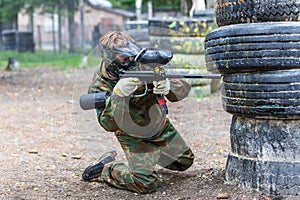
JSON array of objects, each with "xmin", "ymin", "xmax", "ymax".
[
  {"xmin": 102, "ymin": 42, "xmax": 173, "ymax": 66},
  {"xmin": 134, "ymin": 47, "xmax": 173, "ymax": 66}
]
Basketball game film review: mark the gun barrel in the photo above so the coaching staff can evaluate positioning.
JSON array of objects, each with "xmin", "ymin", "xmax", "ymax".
[
  {"xmin": 165, "ymin": 74, "xmax": 222, "ymax": 79},
  {"xmin": 119, "ymin": 71, "xmax": 222, "ymax": 81}
]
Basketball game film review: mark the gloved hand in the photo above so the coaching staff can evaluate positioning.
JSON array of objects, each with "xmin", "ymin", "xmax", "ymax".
[
  {"xmin": 113, "ymin": 78, "xmax": 142, "ymax": 97},
  {"xmin": 153, "ymin": 78, "xmax": 170, "ymax": 95}
]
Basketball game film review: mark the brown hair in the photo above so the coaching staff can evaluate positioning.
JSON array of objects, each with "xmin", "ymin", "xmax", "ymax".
[{"xmin": 99, "ymin": 31, "xmax": 135, "ymax": 50}]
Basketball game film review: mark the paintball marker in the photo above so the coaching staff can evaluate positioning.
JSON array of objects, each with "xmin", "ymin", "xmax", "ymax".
[
  {"xmin": 79, "ymin": 48, "xmax": 221, "ymax": 110},
  {"xmin": 118, "ymin": 47, "xmax": 221, "ymax": 81}
]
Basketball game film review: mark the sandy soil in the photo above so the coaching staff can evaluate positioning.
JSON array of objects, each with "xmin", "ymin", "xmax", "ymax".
[{"xmin": 0, "ymin": 67, "xmax": 280, "ymax": 199}]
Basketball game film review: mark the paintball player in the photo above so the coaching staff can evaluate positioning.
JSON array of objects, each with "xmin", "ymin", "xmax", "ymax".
[{"xmin": 82, "ymin": 31, "xmax": 195, "ymax": 194}]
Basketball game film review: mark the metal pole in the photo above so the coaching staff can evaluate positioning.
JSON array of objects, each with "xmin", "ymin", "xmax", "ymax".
[
  {"xmin": 136, "ymin": 0, "xmax": 142, "ymax": 20},
  {"xmin": 80, "ymin": 0, "xmax": 86, "ymax": 56},
  {"xmin": 147, "ymin": 1, "xmax": 153, "ymax": 19},
  {"xmin": 80, "ymin": 0, "xmax": 87, "ymax": 67}
]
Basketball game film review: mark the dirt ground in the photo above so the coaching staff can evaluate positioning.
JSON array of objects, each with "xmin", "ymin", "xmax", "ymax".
[{"xmin": 0, "ymin": 66, "xmax": 288, "ymax": 200}]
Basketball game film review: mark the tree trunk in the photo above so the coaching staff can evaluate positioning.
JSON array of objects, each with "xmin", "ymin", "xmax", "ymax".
[
  {"xmin": 181, "ymin": 0, "xmax": 193, "ymax": 17},
  {"xmin": 180, "ymin": 0, "xmax": 185, "ymax": 16},
  {"xmin": 147, "ymin": 1, "xmax": 153, "ymax": 19},
  {"xmin": 80, "ymin": 2, "xmax": 86, "ymax": 56},
  {"xmin": 58, "ymin": 3, "xmax": 63, "ymax": 54},
  {"xmin": 68, "ymin": 0, "xmax": 76, "ymax": 53},
  {"xmin": 136, "ymin": 0, "xmax": 142, "ymax": 20},
  {"xmin": 52, "ymin": 11, "xmax": 57, "ymax": 53}
]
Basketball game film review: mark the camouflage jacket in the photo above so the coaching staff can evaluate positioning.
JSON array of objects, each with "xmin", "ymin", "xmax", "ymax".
[{"xmin": 88, "ymin": 62, "xmax": 191, "ymax": 136}]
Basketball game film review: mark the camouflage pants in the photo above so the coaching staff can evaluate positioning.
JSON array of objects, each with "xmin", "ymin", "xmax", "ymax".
[{"xmin": 100, "ymin": 121, "xmax": 195, "ymax": 194}]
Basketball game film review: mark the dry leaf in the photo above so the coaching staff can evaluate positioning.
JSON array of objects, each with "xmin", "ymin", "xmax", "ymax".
[
  {"xmin": 71, "ymin": 155, "xmax": 81, "ymax": 160},
  {"xmin": 29, "ymin": 150, "xmax": 38, "ymax": 154},
  {"xmin": 217, "ymin": 193, "xmax": 230, "ymax": 199}
]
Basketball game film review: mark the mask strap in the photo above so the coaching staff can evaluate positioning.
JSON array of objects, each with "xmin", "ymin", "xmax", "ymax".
[{"xmin": 134, "ymin": 48, "xmax": 147, "ymax": 62}]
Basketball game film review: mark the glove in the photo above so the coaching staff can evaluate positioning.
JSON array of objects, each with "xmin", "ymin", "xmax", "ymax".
[
  {"xmin": 153, "ymin": 78, "xmax": 170, "ymax": 95},
  {"xmin": 113, "ymin": 78, "xmax": 141, "ymax": 97}
]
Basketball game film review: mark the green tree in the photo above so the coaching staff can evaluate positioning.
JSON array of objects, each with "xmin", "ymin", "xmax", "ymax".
[
  {"xmin": 109, "ymin": 0, "xmax": 181, "ymax": 12},
  {"xmin": 0, "ymin": 0, "xmax": 80, "ymax": 53},
  {"xmin": 67, "ymin": 0, "xmax": 79, "ymax": 53},
  {"xmin": 0, "ymin": 0, "xmax": 26, "ymax": 29},
  {"xmin": 37, "ymin": 0, "xmax": 79, "ymax": 53}
]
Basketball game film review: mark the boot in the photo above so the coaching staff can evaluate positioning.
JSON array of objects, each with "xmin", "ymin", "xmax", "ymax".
[{"xmin": 82, "ymin": 150, "xmax": 117, "ymax": 181}]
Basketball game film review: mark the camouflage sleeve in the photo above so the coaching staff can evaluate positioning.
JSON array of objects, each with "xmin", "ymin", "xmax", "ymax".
[
  {"xmin": 98, "ymin": 92, "xmax": 139, "ymax": 133},
  {"xmin": 165, "ymin": 79, "xmax": 191, "ymax": 102},
  {"xmin": 88, "ymin": 69, "xmax": 103, "ymax": 94},
  {"xmin": 87, "ymin": 68, "xmax": 123, "ymax": 132}
]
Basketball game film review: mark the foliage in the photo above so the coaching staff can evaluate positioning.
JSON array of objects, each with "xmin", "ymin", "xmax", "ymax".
[
  {"xmin": 109, "ymin": 0, "xmax": 181, "ymax": 11},
  {"xmin": 0, "ymin": 0, "xmax": 25, "ymax": 22},
  {"xmin": 109, "ymin": 0, "xmax": 135, "ymax": 8},
  {"xmin": 0, "ymin": 0, "xmax": 80, "ymax": 54},
  {"xmin": 0, "ymin": 0, "xmax": 60, "ymax": 22},
  {"xmin": 152, "ymin": 0, "xmax": 181, "ymax": 10},
  {"xmin": 0, "ymin": 51, "xmax": 82, "ymax": 68}
]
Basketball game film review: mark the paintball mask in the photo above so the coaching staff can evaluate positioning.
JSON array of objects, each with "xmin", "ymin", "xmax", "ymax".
[{"xmin": 103, "ymin": 42, "xmax": 173, "ymax": 78}]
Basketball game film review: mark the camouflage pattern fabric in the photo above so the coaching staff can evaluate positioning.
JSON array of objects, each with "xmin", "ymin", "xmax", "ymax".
[
  {"xmin": 88, "ymin": 62, "xmax": 194, "ymax": 193},
  {"xmin": 101, "ymin": 122, "xmax": 195, "ymax": 193}
]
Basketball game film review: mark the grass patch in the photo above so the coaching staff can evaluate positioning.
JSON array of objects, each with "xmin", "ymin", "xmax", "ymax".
[{"xmin": 0, "ymin": 50, "xmax": 83, "ymax": 69}]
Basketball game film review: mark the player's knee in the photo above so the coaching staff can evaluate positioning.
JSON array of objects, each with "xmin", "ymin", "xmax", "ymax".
[
  {"xmin": 166, "ymin": 149, "xmax": 195, "ymax": 171},
  {"xmin": 140, "ymin": 182, "xmax": 158, "ymax": 194},
  {"xmin": 133, "ymin": 174, "xmax": 158, "ymax": 194}
]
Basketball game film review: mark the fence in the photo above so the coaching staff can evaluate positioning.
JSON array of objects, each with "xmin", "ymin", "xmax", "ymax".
[{"xmin": 2, "ymin": 30, "xmax": 34, "ymax": 52}]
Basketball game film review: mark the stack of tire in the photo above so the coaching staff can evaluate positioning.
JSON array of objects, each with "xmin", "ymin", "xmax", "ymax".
[
  {"xmin": 125, "ymin": 21, "xmax": 150, "ymax": 48},
  {"xmin": 205, "ymin": 0, "xmax": 300, "ymax": 196},
  {"xmin": 148, "ymin": 17, "xmax": 217, "ymax": 98}
]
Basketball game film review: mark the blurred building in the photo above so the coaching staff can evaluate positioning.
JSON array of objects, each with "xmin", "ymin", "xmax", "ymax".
[
  {"xmin": 17, "ymin": 1, "xmax": 135, "ymax": 51},
  {"xmin": 9, "ymin": 0, "xmax": 217, "ymax": 52}
]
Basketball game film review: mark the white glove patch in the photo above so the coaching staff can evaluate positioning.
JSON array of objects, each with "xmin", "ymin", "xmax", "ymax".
[
  {"xmin": 153, "ymin": 78, "xmax": 170, "ymax": 95},
  {"xmin": 113, "ymin": 77, "xmax": 141, "ymax": 97}
]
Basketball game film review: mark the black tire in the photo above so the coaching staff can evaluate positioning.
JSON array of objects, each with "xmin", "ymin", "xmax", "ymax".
[
  {"xmin": 205, "ymin": 22, "xmax": 300, "ymax": 41},
  {"xmin": 205, "ymin": 34, "xmax": 300, "ymax": 52},
  {"xmin": 226, "ymin": 116, "xmax": 300, "ymax": 195},
  {"xmin": 222, "ymin": 89, "xmax": 300, "ymax": 99},
  {"xmin": 222, "ymin": 97, "xmax": 300, "ymax": 118},
  {"xmin": 207, "ymin": 58, "xmax": 300, "ymax": 74},
  {"xmin": 150, "ymin": 36, "xmax": 205, "ymax": 54},
  {"xmin": 226, "ymin": 153, "xmax": 300, "ymax": 195},
  {"xmin": 221, "ymin": 70, "xmax": 300, "ymax": 118},
  {"xmin": 223, "ymin": 96, "xmax": 300, "ymax": 107},
  {"xmin": 205, "ymin": 22, "xmax": 300, "ymax": 74},
  {"xmin": 223, "ymin": 82, "xmax": 300, "ymax": 92},
  {"xmin": 223, "ymin": 103, "xmax": 300, "ymax": 119},
  {"xmin": 125, "ymin": 28, "xmax": 150, "ymax": 42},
  {"xmin": 125, "ymin": 29, "xmax": 150, "ymax": 48},
  {"xmin": 148, "ymin": 18, "xmax": 215, "ymax": 37},
  {"xmin": 207, "ymin": 49, "xmax": 300, "ymax": 62},
  {"xmin": 223, "ymin": 69, "xmax": 300, "ymax": 83},
  {"xmin": 216, "ymin": 0, "xmax": 300, "ymax": 27},
  {"xmin": 230, "ymin": 116, "xmax": 300, "ymax": 160}
]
